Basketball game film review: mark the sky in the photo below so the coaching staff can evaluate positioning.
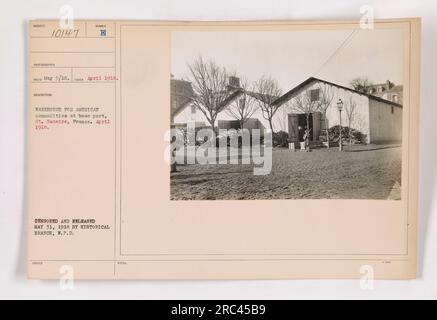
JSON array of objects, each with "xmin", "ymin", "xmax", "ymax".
[{"xmin": 171, "ymin": 28, "xmax": 404, "ymax": 93}]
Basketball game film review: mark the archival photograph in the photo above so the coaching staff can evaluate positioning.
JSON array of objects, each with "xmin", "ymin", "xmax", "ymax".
[{"xmin": 169, "ymin": 28, "xmax": 404, "ymax": 200}]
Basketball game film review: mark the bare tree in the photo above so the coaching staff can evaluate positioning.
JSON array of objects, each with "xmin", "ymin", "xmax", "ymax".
[
  {"xmin": 317, "ymin": 83, "xmax": 334, "ymax": 148},
  {"xmin": 186, "ymin": 56, "xmax": 237, "ymax": 133},
  {"xmin": 226, "ymin": 78, "xmax": 257, "ymax": 129},
  {"xmin": 253, "ymin": 76, "xmax": 282, "ymax": 132},
  {"xmin": 349, "ymin": 77, "xmax": 372, "ymax": 93},
  {"xmin": 344, "ymin": 96, "xmax": 357, "ymax": 145}
]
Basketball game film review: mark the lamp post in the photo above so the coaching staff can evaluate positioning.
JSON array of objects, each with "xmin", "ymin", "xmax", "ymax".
[{"xmin": 337, "ymin": 99, "xmax": 343, "ymax": 152}]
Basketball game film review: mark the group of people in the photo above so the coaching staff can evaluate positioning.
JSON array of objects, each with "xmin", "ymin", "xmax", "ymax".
[{"xmin": 298, "ymin": 125, "xmax": 311, "ymax": 152}]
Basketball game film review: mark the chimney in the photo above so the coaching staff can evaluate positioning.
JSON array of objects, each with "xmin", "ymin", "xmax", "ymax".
[
  {"xmin": 386, "ymin": 80, "xmax": 392, "ymax": 90},
  {"xmin": 228, "ymin": 76, "xmax": 240, "ymax": 89}
]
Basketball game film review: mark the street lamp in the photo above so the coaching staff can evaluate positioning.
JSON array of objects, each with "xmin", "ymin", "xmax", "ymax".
[{"xmin": 337, "ymin": 99, "xmax": 343, "ymax": 151}]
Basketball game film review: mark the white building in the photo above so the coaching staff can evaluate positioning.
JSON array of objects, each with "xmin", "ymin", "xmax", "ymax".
[{"xmin": 172, "ymin": 77, "xmax": 402, "ymax": 144}]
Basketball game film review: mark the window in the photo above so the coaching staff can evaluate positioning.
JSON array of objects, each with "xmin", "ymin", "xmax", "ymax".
[
  {"xmin": 310, "ymin": 89, "xmax": 320, "ymax": 102},
  {"xmin": 191, "ymin": 105, "xmax": 196, "ymax": 114},
  {"xmin": 391, "ymin": 106, "xmax": 394, "ymax": 114},
  {"xmin": 392, "ymin": 94, "xmax": 398, "ymax": 103}
]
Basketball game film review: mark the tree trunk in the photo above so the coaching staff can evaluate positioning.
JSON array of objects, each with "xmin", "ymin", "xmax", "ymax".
[
  {"xmin": 268, "ymin": 119, "xmax": 273, "ymax": 133},
  {"xmin": 324, "ymin": 112, "xmax": 329, "ymax": 149},
  {"xmin": 306, "ymin": 115, "xmax": 310, "ymax": 136},
  {"xmin": 306, "ymin": 114, "xmax": 310, "ymax": 152},
  {"xmin": 209, "ymin": 117, "xmax": 217, "ymax": 136}
]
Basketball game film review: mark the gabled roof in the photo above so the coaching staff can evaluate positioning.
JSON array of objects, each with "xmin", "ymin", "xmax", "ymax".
[
  {"xmin": 246, "ymin": 91, "xmax": 280, "ymax": 103},
  {"xmin": 273, "ymin": 77, "xmax": 403, "ymax": 108},
  {"xmin": 220, "ymin": 88, "xmax": 244, "ymax": 109},
  {"xmin": 171, "ymin": 79, "xmax": 195, "ymax": 115},
  {"xmin": 171, "ymin": 78, "xmax": 243, "ymax": 117}
]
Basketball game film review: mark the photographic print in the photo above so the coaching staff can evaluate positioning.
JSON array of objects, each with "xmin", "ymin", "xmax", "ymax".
[
  {"xmin": 27, "ymin": 19, "xmax": 420, "ymax": 280},
  {"xmin": 170, "ymin": 28, "xmax": 404, "ymax": 200}
]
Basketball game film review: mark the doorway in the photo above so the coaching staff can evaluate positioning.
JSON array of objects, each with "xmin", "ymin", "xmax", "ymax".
[{"xmin": 297, "ymin": 113, "xmax": 313, "ymax": 141}]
